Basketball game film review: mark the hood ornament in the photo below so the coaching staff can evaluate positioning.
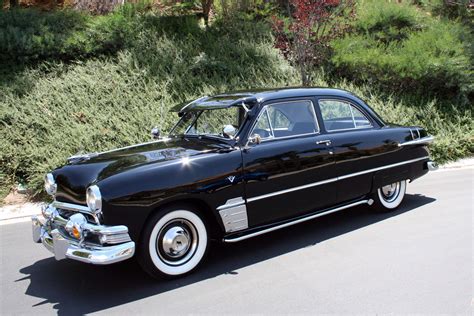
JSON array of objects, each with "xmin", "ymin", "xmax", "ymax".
[{"xmin": 227, "ymin": 175, "xmax": 236, "ymax": 183}]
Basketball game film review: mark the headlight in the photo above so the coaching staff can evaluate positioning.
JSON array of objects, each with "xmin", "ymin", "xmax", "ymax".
[
  {"xmin": 44, "ymin": 173, "xmax": 57, "ymax": 196},
  {"xmin": 86, "ymin": 185, "xmax": 102, "ymax": 213}
]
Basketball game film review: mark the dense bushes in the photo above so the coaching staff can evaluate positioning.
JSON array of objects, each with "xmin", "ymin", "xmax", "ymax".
[
  {"xmin": 330, "ymin": 0, "xmax": 473, "ymax": 102},
  {"xmin": 0, "ymin": 7, "xmax": 131, "ymax": 62},
  {"xmin": 0, "ymin": 11, "xmax": 299, "ymax": 195},
  {"xmin": 0, "ymin": 4, "xmax": 473, "ymax": 197}
]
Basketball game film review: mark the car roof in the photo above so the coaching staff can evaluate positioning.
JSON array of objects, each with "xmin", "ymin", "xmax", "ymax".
[{"xmin": 173, "ymin": 87, "xmax": 358, "ymax": 113}]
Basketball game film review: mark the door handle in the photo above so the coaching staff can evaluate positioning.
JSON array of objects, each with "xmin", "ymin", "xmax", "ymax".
[{"xmin": 316, "ymin": 140, "xmax": 332, "ymax": 146}]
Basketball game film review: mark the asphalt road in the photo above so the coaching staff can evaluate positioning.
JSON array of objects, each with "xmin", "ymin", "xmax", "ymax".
[{"xmin": 1, "ymin": 168, "xmax": 472, "ymax": 315}]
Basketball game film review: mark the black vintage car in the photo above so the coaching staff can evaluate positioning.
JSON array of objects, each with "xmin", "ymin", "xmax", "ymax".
[{"xmin": 32, "ymin": 88, "xmax": 437, "ymax": 278}]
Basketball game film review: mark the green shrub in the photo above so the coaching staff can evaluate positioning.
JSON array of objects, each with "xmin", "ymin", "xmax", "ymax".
[
  {"xmin": 331, "ymin": 0, "xmax": 473, "ymax": 102},
  {"xmin": 310, "ymin": 73, "xmax": 473, "ymax": 164},
  {"xmin": 0, "ymin": 14, "xmax": 299, "ymax": 195},
  {"xmin": 356, "ymin": 0, "xmax": 425, "ymax": 43},
  {"xmin": 0, "ymin": 8, "xmax": 132, "ymax": 62},
  {"xmin": 0, "ymin": 6, "xmax": 472, "ymax": 198}
]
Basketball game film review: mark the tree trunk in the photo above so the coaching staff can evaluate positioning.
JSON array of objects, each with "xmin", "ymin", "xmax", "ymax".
[
  {"xmin": 9, "ymin": 0, "xmax": 19, "ymax": 8},
  {"xmin": 201, "ymin": 0, "xmax": 213, "ymax": 25}
]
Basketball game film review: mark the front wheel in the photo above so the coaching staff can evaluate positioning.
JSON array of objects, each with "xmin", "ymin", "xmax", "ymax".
[
  {"xmin": 137, "ymin": 206, "xmax": 209, "ymax": 279},
  {"xmin": 372, "ymin": 180, "xmax": 407, "ymax": 212}
]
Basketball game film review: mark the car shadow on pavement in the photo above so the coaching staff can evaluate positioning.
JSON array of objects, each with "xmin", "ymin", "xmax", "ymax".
[{"xmin": 19, "ymin": 193, "xmax": 435, "ymax": 315}]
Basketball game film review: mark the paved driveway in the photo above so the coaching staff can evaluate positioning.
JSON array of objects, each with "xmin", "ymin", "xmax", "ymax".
[{"xmin": 1, "ymin": 168, "xmax": 472, "ymax": 315}]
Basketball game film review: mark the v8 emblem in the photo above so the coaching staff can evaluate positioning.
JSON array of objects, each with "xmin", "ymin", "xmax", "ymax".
[{"xmin": 227, "ymin": 175, "xmax": 236, "ymax": 183}]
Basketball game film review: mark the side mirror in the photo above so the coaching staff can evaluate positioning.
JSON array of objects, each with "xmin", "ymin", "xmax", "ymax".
[
  {"xmin": 151, "ymin": 127, "xmax": 160, "ymax": 140},
  {"xmin": 249, "ymin": 133, "xmax": 262, "ymax": 145},
  {"xmin": 222, "ymin": 125, "xmax": 236, "ymax": 139}
]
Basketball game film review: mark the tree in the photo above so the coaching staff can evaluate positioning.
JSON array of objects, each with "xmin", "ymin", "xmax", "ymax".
[{"xmin": 272, "ymin": 0, "xmax": 355, "ymax": 86}]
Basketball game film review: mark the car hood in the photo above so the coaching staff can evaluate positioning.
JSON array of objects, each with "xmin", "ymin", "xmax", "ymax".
[{"xmin": 52, "ymin": 137, "xmax": 234, "ymax": 204}]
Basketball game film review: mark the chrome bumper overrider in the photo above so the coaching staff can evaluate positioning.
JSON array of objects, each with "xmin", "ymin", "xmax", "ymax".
[{"xmin": 31, "ymin": 204, "xmax": 135, "ymax": 265}]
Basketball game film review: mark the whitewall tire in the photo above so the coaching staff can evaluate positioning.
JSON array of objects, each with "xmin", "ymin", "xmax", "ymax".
[
  {"xmin": 138, "ymin": 206, "xmax": 209, "ymax": 279},
  {"xmin": 373, "ymin": 180, "xmax": 407, "ymax": 211}
]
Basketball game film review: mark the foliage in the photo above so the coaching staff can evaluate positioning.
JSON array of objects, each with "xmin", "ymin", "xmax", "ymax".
[
  {"xmin": 0, "ymin": 3, "xmax": 473, "ymax": 198},
  {"xmin": 0, "ymin": 11, "xmax": 299, "ymax": 195},
  {"xmin": 0, "ymin": 8, "xmax": 131, "ymax": 63},
  {"xmin": 271, "ymin": 0, "xmax": 356, "ymax": 85},
  {"xmin": 428, "ymin": 0, "xmax": 474, "ymax": 24},
  {"xmin": 330, "ymin": 0, "xmax": 473, "ymax": 102}
]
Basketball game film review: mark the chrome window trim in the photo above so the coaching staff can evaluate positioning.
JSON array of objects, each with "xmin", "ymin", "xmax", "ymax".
[
  {"xmin": 248, "ymin": 99, "xmax": 320, "ymax": 143},
  {"xmin": 265, "ymin": 108, "xmax": 275, "ymax": 138},
  {"xmin": 318, "ymin": 99, "xmax": 373, "ymax": 132},
  {"xmin": 258, "ymin": 131, "xmax": 321, "ymax": 143},
  {"xmin": 321, "ymin": 126, "xmax": 374, "ymax": 133},
  {"xmin": 246, "ymin": 156, "xmax": 430, "ymax": 203},
  {"xmin": 349, "ymin": 104, "xmax": 356, "ymax": 128}
]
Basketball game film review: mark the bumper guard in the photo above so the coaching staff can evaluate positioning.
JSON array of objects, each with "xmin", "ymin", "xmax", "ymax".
[{"xmin": 32, "ymin": 204, "xmax": 135, "ymax": 265}]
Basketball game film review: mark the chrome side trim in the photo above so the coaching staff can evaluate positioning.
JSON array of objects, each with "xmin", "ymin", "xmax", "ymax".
[
  {"xmin": 217, "ymin": 197, "xmax": 245, "ymax": 211},
  {"xmin": 245, "ymin": 156, "xmax": 430, "ymax": 203},
  {"xmin": 218, "ymin": 197, "xmax": 249, "ymax": 233},
  {"xmin": 223, "ymin": 199, "xmax": 372, "ymax": 243},
  {"xmin": 337, "ymin": 156, "xmax": 430, "ymax": 180},
  {"xmin": 247, "ymin": 177, "xmax": 338, "ymax": 203},
  {"xmin": 398, "ymin": 136, "xmax": 434, "ymax": 147}
]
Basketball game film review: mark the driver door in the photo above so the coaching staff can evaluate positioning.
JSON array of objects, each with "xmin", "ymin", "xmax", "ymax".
[{"xmin": 242, "ymin": 98, "xmax": 336, "ymax": 227}]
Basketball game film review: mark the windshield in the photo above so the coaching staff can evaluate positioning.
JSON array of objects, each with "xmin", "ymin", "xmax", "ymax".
[{"xmin": 170, "ymin": 106, "xmax": 246, "ymax": 138}]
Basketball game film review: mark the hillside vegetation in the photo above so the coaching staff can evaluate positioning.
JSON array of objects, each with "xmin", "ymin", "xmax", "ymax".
[{"xmin": 0, "ymin": 1, "xmax": 473, "ymax": 197}]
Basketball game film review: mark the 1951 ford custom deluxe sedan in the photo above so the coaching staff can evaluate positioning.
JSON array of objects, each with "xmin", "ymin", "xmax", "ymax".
[{"xmin": 32, "ymin": 88, "xmax": 437, "ymax": 278}]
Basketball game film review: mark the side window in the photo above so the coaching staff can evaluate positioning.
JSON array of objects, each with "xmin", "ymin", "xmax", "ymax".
[
  {"xmin": 269, "ymin": 108, "xmax": 290, "ymax": 129},
  {"xmin": 319, "ymin": 100, "xmax": 372, "ymax": 131},
  {"xmin": 252, "ymin": 108, "xmax": 273, "ymax": 138},
  {"xmin": 251, "ymin": 100, "xmax": 319, "ymax": 139}
]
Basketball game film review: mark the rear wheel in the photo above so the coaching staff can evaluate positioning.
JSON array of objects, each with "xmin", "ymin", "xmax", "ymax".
[
  {"xmin": 137, "ymin": 206, "xmax": 209, "ymax": 279},
  {"xmin": 372, "ymin": 180, "xmax": 407, "ymax": 212}
]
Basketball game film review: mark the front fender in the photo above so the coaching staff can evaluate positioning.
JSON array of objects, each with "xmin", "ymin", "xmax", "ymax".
[{"xmin": 97, "ymin": 150, "xmax": 244, "ymax": 240}]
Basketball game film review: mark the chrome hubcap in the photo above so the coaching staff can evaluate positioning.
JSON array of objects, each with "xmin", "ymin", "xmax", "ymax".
[
  {"xmin": 161, "ymin": 226, "xmax": 191, "ymax": 258},
  {"xmin": 156, "ymin": 219, "xmax": 198, "ymax": 266},
  {"xmin": 381, "ymin": 182, "xmax": 401, "ymax": 203}
]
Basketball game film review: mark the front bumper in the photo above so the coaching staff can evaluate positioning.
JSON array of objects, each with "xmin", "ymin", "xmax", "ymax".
[{"xmin": 32, "ymin": 204, "xmax": 135, "ymax": 265}]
